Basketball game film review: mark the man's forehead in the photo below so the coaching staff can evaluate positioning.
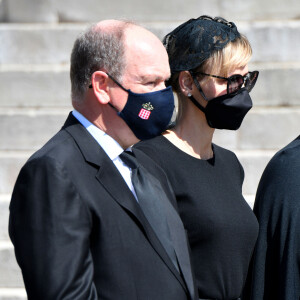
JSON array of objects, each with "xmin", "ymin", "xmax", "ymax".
[{"xmin": 121, "ymin": 25, "xmax": 170, "ymax": 81}]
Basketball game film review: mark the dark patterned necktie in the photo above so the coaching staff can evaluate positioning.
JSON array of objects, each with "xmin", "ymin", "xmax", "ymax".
[{"xmin": 119, "ymin": 151, "xmax": 179, "ymax": 272}]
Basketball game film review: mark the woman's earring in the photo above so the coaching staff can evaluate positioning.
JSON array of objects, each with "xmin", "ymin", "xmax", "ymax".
[{"xmin": 187, "ymin": 92, "xmax": 192, "ymax": 97}]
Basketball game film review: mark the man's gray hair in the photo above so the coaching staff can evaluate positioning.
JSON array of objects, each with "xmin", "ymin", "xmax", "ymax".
[{"xmin": 70, "ymin": 22, "xmax": 132, "ymax": 102}]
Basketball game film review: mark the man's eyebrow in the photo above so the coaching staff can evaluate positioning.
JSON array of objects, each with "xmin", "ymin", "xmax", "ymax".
[{"xmin": 140, "ymin": 75, "xmax": 168, "ymax": 82}]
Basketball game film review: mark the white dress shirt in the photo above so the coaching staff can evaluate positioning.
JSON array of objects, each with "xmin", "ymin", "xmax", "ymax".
[{"xmin": 72, "ymin": 110, "xmax": 137, "ymax": 199}]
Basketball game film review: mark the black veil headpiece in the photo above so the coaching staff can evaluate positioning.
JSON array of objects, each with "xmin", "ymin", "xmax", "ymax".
[{"xmin": 163, "ymin": 15, "xmax": 241, "ymax": 73}]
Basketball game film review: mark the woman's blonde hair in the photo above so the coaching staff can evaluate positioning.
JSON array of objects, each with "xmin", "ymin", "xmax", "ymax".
[
  {"xmin": 197, "ymin": 34, "xmax": 252, "ymax": 81},
  {"xmin": 169, "ymin": 34, "xmax": 252, "ymax": 94}
]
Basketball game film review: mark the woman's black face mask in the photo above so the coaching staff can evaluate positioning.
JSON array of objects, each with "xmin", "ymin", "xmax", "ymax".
[
  {"xmin": 189, "ymin": 88, "xmax": 253, "ymax": 130},
  {"xmin": 188, "ymin": 72, "xmax": 255, "ymax": 130}
]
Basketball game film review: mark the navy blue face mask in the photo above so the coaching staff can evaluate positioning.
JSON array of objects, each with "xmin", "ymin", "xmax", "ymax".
[{"xmin": 107, "ymin": 74, "xmax": 175, "ymax": 140}]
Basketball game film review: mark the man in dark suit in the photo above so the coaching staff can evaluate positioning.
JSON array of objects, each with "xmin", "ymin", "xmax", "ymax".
[{"xmin": 9, "ymin": 20, "xmax": 196, "ymax": 300}]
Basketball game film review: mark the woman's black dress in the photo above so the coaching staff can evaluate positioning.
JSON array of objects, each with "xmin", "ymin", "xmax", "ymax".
[{"xmin": 135, "ymin": 135, "xmax": 258, "ymax": 300}]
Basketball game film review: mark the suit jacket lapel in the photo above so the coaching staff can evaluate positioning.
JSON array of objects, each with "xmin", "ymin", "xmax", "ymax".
[
  {"xmin": 63, "ymin": 114, "xmax": 145, "ymax": 224},
  {"xmin": 62, "ymin": 113, "xmax": 187, "ymax": 291},
  {"xmin": 95, "ymin": 159, "xmax": 186, "ymax": 289}
]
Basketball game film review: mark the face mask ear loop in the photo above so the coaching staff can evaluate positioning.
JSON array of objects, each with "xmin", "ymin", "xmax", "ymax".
[
  {"xmin": 186, "ymin": 71, "xmax": 208, "ymax": 113},
  {"xmin": 107, "ymin": 73, "xmax": 129, "ymax": 92},
  {"xmin": 108, "ymin": 102, "xmax": 119, "ymax": 113},
  {"xmin": 104, "ymin": 73, "xmax": 129, "ymax": 113},
  {"xmin": 189, "ymin": 71, "xmax": 209, "ymax": 101}
]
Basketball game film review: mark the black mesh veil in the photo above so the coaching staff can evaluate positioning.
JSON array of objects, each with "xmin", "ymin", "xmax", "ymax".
[{"xmin": 163, "ymin": 15, "xmax": 241, "ymax": 73}]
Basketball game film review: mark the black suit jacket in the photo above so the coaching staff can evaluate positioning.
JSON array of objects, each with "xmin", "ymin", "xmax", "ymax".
[{"xmin": 9, "ymin": 113, "xmax": 196, "ymax": 300}]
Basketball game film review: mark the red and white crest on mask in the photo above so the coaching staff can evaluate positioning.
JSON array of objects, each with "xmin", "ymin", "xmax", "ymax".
[{"xmin": 138, "ymin": 102, "xmax": 154, "ymax": 120}]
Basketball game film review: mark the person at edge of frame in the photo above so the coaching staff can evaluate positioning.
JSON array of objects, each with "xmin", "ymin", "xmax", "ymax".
[{"xmin": 244, "ymin": 134, "xmax": 300, "ymax": 300}]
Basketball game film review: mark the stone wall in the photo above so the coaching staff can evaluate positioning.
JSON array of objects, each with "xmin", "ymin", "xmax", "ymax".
[{"xmin": 1, "ymin": 0, "xmax": 300, "ymax": 298}]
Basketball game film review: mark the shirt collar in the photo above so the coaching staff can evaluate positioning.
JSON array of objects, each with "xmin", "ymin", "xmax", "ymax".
[{"xmin": 72, "ymin": 110, "xmax": 125, "ymax": 161}]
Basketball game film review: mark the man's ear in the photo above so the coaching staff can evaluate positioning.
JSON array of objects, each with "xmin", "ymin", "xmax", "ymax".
[
  {"xmin": 178, "ymin": 71, "xmax": 194, "ymax": 97},
  {"xmin": 91, "ymin": 71, "xmax": 110, "ymax": 104}
]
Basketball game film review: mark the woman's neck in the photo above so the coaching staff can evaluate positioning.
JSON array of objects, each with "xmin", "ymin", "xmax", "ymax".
[{"xmin": 164, "ymin": 104, "xmax": 215, "ymax": 160}]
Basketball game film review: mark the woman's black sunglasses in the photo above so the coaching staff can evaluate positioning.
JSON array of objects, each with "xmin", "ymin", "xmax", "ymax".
[{"xmin": 193, "ymin": 70, "xmax": 259, "ymax": 94}]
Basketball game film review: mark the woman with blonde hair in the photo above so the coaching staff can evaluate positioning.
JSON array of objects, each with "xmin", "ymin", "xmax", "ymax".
[{"xmin": 135, "ymin": 15, "xmax": 259, "ymax": 300}]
